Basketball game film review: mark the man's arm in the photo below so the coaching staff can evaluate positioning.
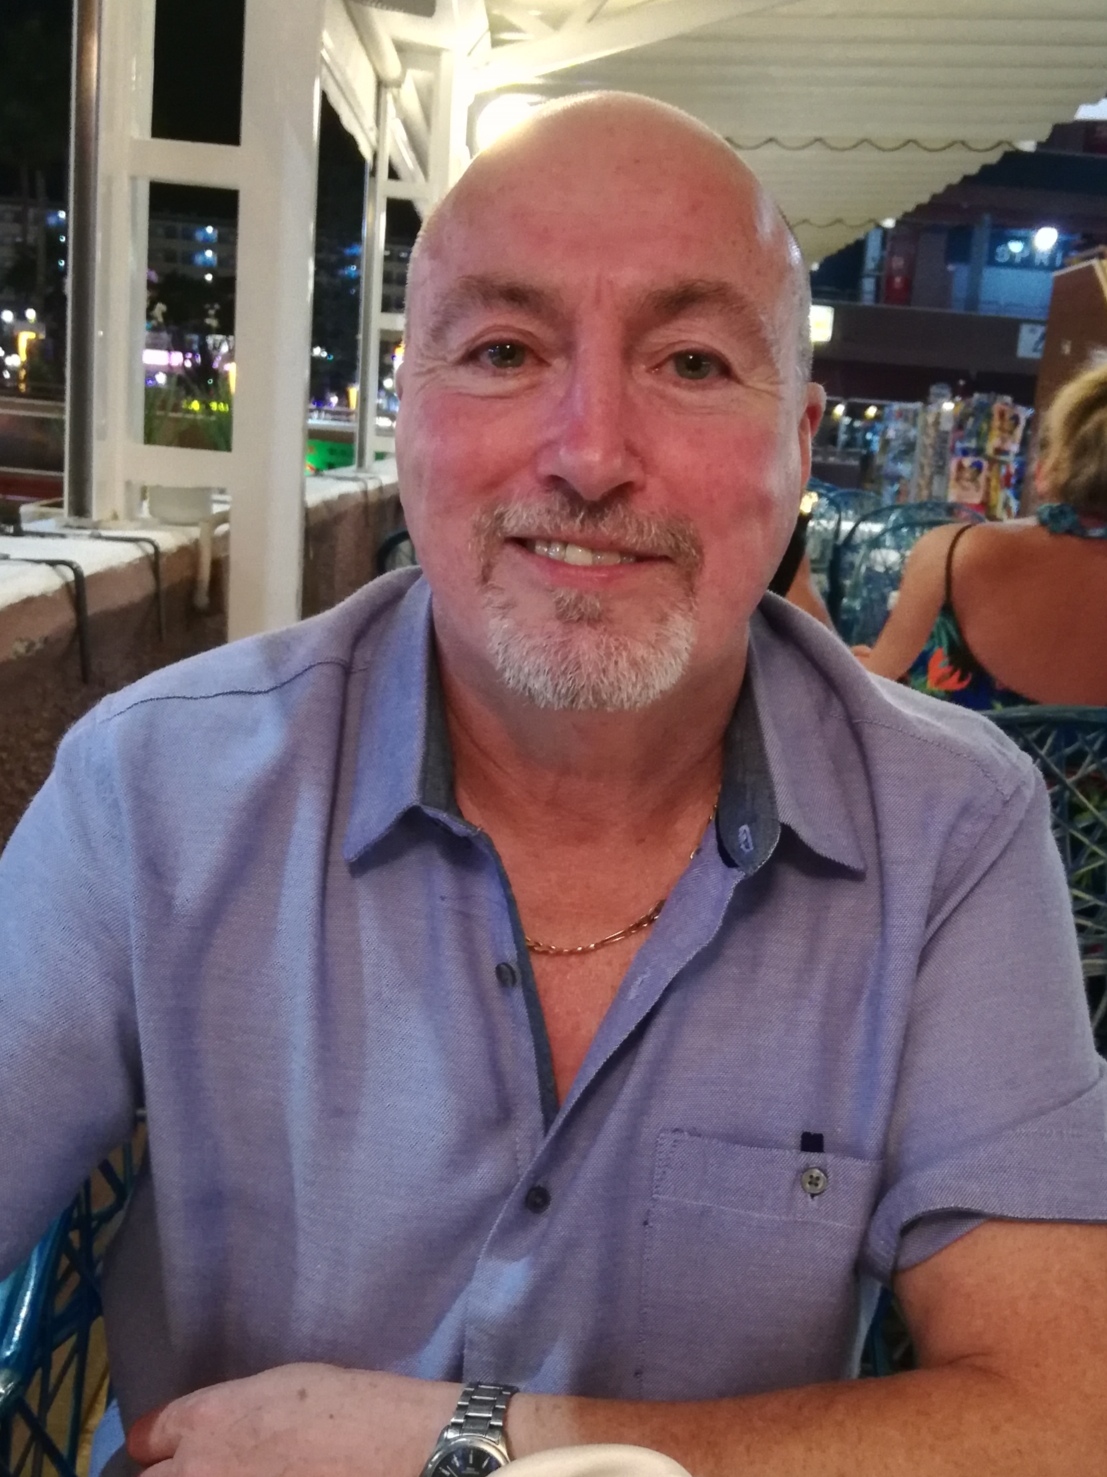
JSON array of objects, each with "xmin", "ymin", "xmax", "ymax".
[
  {"xmin": 511, "ymin": 1219, "xmax": 1107, "ymax": 1475},
  {"xmin": 0, "ymin": 712, "xmax": 140, "ymax": 1275},
  {"xmin": 129, "ymin": 1218, "xmax": 1107, "ymax": 1476}
]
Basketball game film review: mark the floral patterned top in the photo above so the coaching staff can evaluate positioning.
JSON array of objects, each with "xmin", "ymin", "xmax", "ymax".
[{"xmin": 905, "ymin": 525, "xmax": 1034, "ymax": 711}]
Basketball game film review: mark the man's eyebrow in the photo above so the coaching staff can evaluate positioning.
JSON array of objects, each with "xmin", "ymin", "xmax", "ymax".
[
  {"xmin": 636, "ymin": 279, "xmax": 779, "ymax": 359},
  {"xmin": 423, "ymin": 276, "xmax": 563, "ymax": 347}
]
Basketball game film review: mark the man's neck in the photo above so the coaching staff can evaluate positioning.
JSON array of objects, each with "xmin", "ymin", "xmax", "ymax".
[{"xmin": 437, "ymin": 634, "xmax": 747, "ymax": 848}]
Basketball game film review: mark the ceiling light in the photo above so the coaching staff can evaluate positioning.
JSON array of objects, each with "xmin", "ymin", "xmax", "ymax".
[
  {"xmin": 474, "ymin": 94, "xmax": 542, "ymax": 153},
  {"xmin": 809, "ymin": 304, "xmax": 835, "ymax": 345}
]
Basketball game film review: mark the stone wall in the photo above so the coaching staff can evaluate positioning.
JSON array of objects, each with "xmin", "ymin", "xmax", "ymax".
[{"xmin": 0, "ymin": 473, "xmax": 402, "ymax": 848}]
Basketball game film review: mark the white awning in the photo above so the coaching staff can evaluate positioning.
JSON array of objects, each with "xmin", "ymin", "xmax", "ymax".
[{"xmin": 358, "ymin": 0, "xmax": 1107, "ymax": 262}]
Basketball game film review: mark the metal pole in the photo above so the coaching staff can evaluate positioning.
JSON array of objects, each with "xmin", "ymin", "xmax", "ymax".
[
  {"xmin": 965, "ymin": 213, "xmax": 991, "ymax": 316},
  {"xmin": 64, "ymin": 0, "xmax": 103, "ymax": 523}
]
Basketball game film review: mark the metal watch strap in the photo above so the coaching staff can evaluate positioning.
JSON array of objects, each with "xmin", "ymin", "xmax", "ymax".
[{"xmin": 441, "ymin": 1381, "xmax": 517, "ymax": 1449}]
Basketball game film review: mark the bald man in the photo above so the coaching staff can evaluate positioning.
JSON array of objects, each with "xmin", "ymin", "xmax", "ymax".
[{"xmin": 2, "ymin": 95, "xmax": 1106, "ymax": 1477}]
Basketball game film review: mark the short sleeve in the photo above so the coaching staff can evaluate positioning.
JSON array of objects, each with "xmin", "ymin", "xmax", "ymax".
[
  {"xmin": 0, "ymin": 710, "xmax": 141, "ymax": 1276},
  {"xmin": 862, "ymin": 767, "xmax": 1107, "ymax": 1284}
]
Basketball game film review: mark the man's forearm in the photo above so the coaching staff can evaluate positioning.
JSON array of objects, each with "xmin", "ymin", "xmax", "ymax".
[
  {"xmin": 126, "ymin": 1359, "xmax": 1094, "ymax": 1476},
  {"xmin": 507, "ymin": 1366, "xmax": 1084, "ymax": 1477}
]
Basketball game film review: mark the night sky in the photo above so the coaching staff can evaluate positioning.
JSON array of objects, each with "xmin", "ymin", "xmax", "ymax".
[
  {"xmin": 0, "ymin": 0, "xmax": 73, "ymax": 198},
  {"xmin": 0, "ymin": 0, "xmax": 397, "ymax": 230}
]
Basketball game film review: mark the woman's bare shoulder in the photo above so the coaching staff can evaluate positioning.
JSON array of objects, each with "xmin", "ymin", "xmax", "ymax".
[{"xmin": 903, "ymin": 519, "xmax": 967, "ymax": 569}]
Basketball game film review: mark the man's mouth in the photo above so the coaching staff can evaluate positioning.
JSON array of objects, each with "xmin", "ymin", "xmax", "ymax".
[{"xmin": 518, "ymin": 539, "xmax": 643, "ymax": 567}]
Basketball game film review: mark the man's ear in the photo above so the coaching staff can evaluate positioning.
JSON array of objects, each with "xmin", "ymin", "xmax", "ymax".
[
  {"xmin": 803, "ymin": 380, "xmax": 827, "ymax": 438},
  {"xmin": 797, "ymin": 380, "xmax": 826, "ymax": 487}
]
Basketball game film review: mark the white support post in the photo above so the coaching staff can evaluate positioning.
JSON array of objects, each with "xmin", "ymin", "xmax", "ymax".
[
  {"xmin": 229, "ymin": 0, "xmax": 326, "ymax": 639},
  {"xmin": 90, "ymin": 0, "xmax": 154, "ymax": 523},
  {"xmin": 87, "ymin": 0, "xmax": 327, "ymax": 639},
  {"xmin": 355, "ymin": 36, "xmax": 470, "ymax": 466},
  {"xmin": 356, "ymin": 86, "xmax": 396, "ymax": 466},
  {"xmin": 427, "ymin": 47, "xmax": 473, "ymax": 199}
]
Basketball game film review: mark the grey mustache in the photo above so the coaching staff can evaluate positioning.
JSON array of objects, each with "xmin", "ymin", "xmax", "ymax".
[{"xmin": 475, "ymin": 493, "xmax": 703, "ymax": 571}]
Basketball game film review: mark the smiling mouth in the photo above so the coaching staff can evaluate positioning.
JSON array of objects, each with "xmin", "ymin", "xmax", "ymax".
[{"xmin": 517, "ymin": 538, "xmax": 647, "ymax": 567}]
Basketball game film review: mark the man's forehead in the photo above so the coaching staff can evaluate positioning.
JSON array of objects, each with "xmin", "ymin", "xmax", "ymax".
[
  {"xmin": 417, "ymin": 208, "xmax": 788, "ymax": 359},
  {"xmin": 407, "ymin": 94, "xmax": 803, "ymax": 362},
  {"xmin": 444, "ymin": 152, "xmax": 768, "ymax": 253},
  {"xmin": 422, "ymin": 173, "xmax": 780, "ymax": 291}
]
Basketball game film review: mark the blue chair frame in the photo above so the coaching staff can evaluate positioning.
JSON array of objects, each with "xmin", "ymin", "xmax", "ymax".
[
  {"xmin": 988, "ymin": 706, "xmax": 1107, "ymax": 1048},
  {"xmin": 0, "ymin": 1149, "xmax": 135, "ymax": 1477},
  {"xmin": 803, "ymin": 483, "xmax": 882, "ymax": 599},
  {"xmin": 828, "ymin": 501, "xmax": 985, "ymax": 639}
]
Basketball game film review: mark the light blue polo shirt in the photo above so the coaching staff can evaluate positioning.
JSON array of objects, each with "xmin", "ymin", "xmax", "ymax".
[{"xmin": 2, "ymin": 571, "xmax": 1105, "ymax": 1438}]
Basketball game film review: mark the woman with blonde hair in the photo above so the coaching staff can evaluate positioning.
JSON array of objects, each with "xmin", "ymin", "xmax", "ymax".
[{"xmin": 853, "ymin": 362, "xmax": 1107, "ymax": 707}]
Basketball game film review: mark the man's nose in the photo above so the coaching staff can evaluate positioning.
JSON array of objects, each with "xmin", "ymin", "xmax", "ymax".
[{"xmin": 534, "ymin": 346, "xmax": 642, "ymax": 503}]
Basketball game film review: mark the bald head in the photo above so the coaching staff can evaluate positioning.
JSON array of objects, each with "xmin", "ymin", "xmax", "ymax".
[{"xmin": 406, "ymin": 92, "xmax": 812, "ymax": 387}]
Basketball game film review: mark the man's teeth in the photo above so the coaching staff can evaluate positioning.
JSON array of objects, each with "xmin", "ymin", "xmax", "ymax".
[{"xmin": 525, "ymin": 540, "xmax": 638, "ymax": 566}]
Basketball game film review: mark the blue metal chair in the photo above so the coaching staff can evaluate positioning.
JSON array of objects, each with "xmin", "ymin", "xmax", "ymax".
[
  {"xmin": 375, "ymin": 527, "xmax": 418, "ymax": 577},
  {"xmin": 829, "ymin": 501, "xmax": 985, "ymax": 643},
  {"xmin": 803, "ymin": 484, "xmax": 882, "ymax": 599},
  {"xmin": 860, "ymin": 1287, "xmax": 915, "ymax": 1379},
  {"xmin": 0, "ymin": 1149, "xmax": 136, "ymax": 1477},
  {"xmin": 988, "ymin": 707, "xmax": 1107, "ymax": 1050}
]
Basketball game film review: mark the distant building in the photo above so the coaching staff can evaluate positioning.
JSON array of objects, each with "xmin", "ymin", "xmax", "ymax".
[
  {"xmin": 309, "ymin": 234, "xmax": 411, "ymax": 401},
  {"xmin": 147, "ymin": 214, "xmax": 238, "ymax": 283},
  {"xmin": 1, "ymin": 197, "xmax": 240, "ymax": 300},
  {"xmin": 809, "ymin": 122, "xmax": 1107, "ymax": 403},
  {"xmin": 0, "ymin": 199, "xmax": 67, "ymax": 297}
]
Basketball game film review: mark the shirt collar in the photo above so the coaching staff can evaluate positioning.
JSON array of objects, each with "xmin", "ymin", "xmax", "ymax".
[
  {"xmin": 742, "ymin": 602, "xmax": 867, "ymax": 875},
  {"xmin": 343, "ymin": 579, "xmax": 463, "ymax": 865},
  {"xmin": 344, "ymin": 578, "xmax": 865, "ymax": 877}
]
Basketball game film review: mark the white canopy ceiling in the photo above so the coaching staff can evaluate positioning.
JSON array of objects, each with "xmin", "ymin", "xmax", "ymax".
[{"xmin": 351, "ymin": 0, "xmax": 1107, "ymax": 263}]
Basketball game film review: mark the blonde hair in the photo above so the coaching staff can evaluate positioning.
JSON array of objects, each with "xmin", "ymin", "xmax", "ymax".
[{"xmin": 1039, "ymin": 362, "xmax": 1107, "ymax": 515}]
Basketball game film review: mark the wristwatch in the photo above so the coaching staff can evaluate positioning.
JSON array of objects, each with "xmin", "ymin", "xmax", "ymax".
[{"xmin": 420, "ymin": 1380, "xmax": 518, "ymax": 1476}]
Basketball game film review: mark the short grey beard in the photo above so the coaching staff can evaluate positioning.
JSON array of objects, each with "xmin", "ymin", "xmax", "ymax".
[
  {"xmin": 472, "ymin": 491, "xmax": 703, "ymax": 711},
  {"xmin": 484, "ymin": 579, "xmax": 697, "ymax": 712},
  {"xmin": 478, "ymin": 561, "xmax": 694, "ymax": 711}
]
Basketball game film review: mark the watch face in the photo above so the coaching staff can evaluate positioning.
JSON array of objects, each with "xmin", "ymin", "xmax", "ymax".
[{"xmin": 430, "ymin": 1446, "xmax": 506, "ymax": 1476}]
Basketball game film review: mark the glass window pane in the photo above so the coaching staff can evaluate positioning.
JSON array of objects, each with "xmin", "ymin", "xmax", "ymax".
[{"xmin": 145, "ymin": 183, "xmax": 238, "ymax": 453}]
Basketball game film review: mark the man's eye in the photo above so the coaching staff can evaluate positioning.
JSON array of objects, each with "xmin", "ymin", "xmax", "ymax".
[
  {"xmin": 481, "ymin": 342, "xmax": 529, "ymax": 370},
  {"xmin": 671, "ymin": 351, "xmax": 723, "ymax": 381}
]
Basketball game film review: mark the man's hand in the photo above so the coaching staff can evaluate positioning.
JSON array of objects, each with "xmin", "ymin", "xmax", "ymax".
[{"xmin": 127, "ymin": 1364, "xmax": 460, "ymax": 1475}]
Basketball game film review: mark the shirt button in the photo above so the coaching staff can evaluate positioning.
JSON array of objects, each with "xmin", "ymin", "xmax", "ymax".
[
  {"xmin": 495, "ymin": 961, "xmax": 518, "ymax": 987},
  {"xmin": 524, "ymin": 1184, "xmax": 551, "ymax": 1213},
  {"xmin": 801, "ymin": 1167, "xmax": 828, "ymax": 1197}
]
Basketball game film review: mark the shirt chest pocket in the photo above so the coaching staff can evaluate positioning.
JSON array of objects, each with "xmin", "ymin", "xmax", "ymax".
[{"xmin": 637, "ymin": 1131, "xmax": 883, "ymax": 1400}]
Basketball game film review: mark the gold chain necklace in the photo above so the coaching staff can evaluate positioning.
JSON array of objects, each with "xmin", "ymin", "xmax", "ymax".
[{"xmin": 524, "ymin": 800, "xmax": 719, "ymax": 957}]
